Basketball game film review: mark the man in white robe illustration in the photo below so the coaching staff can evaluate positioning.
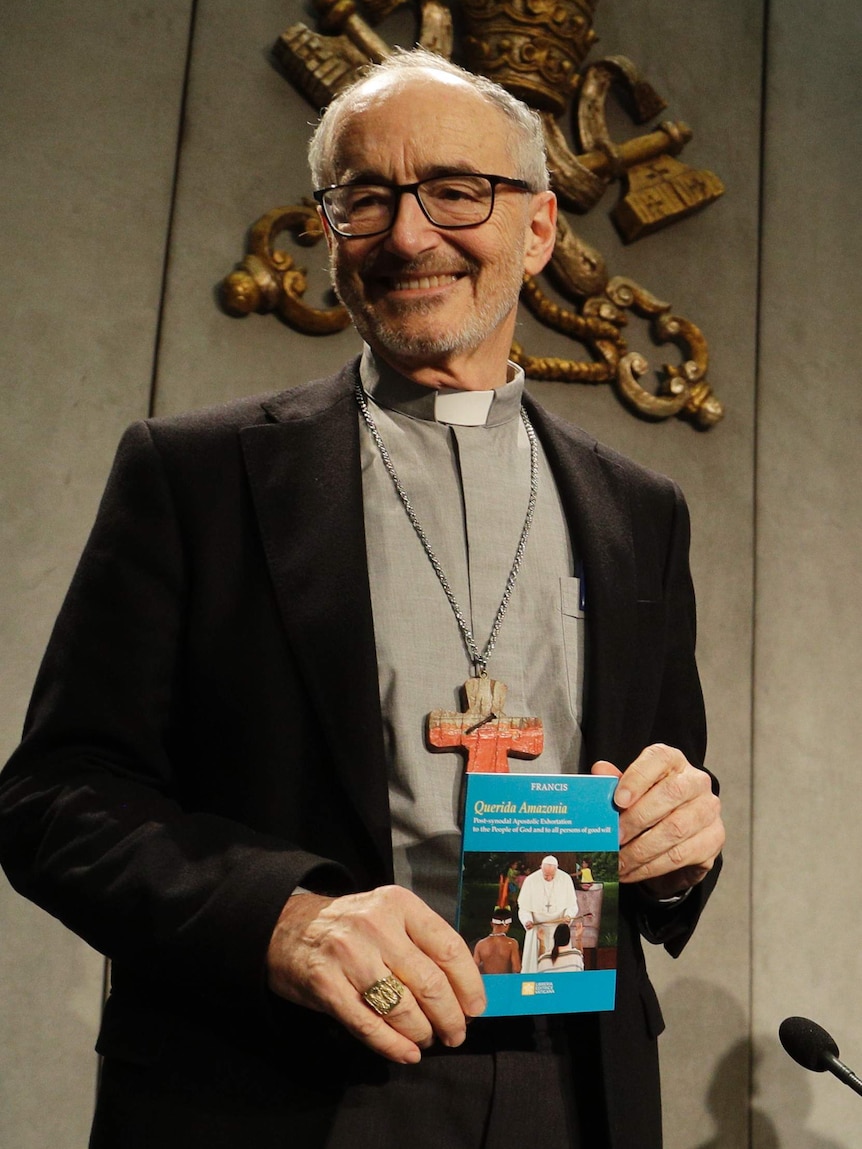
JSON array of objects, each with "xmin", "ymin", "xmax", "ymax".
[{"xmin": 517, "ymin": 856, "xmax": 579, "ymax": 972}]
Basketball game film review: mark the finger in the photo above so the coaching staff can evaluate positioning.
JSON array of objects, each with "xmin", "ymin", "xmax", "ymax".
[
  {"xmin": 384, "ymin": 952, "xmax": 470, "ymax": 1047},
  {"xmin": 618, "ymin": 765, "xmax": 714, "ymax": 845},
  {"xmin": 327, "ymin": 893, "xmax": 476, "ymax": 1048},
  {"xmin": 314, "ymin": 888, "xmax": 483, "ymax": 1047},
  {"xmin": 404, "ymin": 896, "xmax": 487, "ymax": 1024},
  {"xmin": 296, "ymin": 947, "xmax": 431, "ymax": 1062},
  {"xmin": 621, "ymin": 786, "xmax": 721, "ymax": 870},
  {"xmin": 619, "ymin": 804, "xmax": 724, "ymax": 885},
  {"xmin": 612, "ymin": 744, "xmax": 685, "ymax": 808},
  {"xmin": 620, "ymin": 827, "xmax": 723, "ymax": 887},
  {"xmin": 264, "ymin": 893, "xmax": 428, "ymax": 1061},
  {"xmin": 347, "ymin": 971, "xmax": 436, "ymax": 1051},
  {"xmin": 590, "ymin": 760, "xmax": 623, "ymax": 779},
  {"xmin": 316, "ymin": 971, "xmax": 427, "ymax": 1064},
  {"xmin": 267, "ymin": 887, "xmax": 485, "ymax": 1057}
]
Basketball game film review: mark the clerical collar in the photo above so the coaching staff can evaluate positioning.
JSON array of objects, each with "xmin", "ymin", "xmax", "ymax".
[{"xmin": 359, "ymin": 345, "xmax": 525, "ymax": 427}]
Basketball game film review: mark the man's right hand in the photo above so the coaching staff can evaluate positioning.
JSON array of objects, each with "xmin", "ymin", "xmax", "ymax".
[{"xmin": 266, "ymin": 886, "xmax": 487, "ymax": 1065}]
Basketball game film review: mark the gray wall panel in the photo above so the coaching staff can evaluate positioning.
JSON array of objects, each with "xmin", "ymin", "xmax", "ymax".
[
  {"xmin": 151, "ymin": 0, "xmax": 364, "ymax": 417},
  {"xmin": 0, "ymin": 2, "xmax": 192, "ymax": 1143},
  {"xmin": 754, "ymin": 1, "xmax": 862, "ymax": 1145}
]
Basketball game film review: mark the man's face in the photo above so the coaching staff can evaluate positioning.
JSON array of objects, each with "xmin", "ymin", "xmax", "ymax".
[
  {"xmin": 321, "ymin": 72, "xmax": 555, "ymax": 386},
  {"xmin": 541, "ymin": 862, "xmax": 558, "ymax": 880}
]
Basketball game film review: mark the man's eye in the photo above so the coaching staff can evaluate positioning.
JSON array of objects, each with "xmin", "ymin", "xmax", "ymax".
[
  {"xmin": 423, "ymin": 177, "xmax": 492, "ymax": 210},
  {"xmin": 435, "ymin": 181, "xmax": 484, "ymax": 202},
  {"xmin": 345, "ymin": 189, "xmax": 390, "ymax": 214}
]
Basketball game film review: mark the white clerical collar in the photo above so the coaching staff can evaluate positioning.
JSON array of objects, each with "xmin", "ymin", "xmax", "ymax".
[{"xmin": 359, "ymin": 345, "xmax": 525, "ymax": 427}]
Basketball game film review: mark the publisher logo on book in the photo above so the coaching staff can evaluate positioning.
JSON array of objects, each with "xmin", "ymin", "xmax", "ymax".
[{"xmin": 521, "ymin": 982, "xmax": 556, "ymax": 997}]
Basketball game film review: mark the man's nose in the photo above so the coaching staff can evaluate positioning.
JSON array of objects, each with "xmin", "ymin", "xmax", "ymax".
[{"xmin": 383, "ymin": 188, "xmax": 439, "ymax": 255}]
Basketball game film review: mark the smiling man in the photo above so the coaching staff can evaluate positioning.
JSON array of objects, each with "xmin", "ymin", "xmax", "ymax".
[
  {"xmin": 0, "ymin": 48, "xmax": 723, "ymax": 1149},
  {"xmin": 308, "ymin": 60, "xmax": 555, "ymax": 386}
]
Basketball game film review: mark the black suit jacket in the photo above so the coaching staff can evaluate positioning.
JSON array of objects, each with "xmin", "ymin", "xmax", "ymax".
[{"xmin": 0, "ymin": 360, "xmax": 719, "ymax": 1147}]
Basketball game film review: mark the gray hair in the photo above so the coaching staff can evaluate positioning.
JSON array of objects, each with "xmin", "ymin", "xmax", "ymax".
[{"xmin": 307, "ymin": 47, "xmax": 549, "ymax": 192}]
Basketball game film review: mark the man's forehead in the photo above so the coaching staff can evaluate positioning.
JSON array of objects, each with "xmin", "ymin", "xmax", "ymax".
[
  {"xmin": 328, "ymin": 72, "xmax": 508, "ymax": 178},
  {"xmin": 353, "ymin": 66, "xmax": 473, "ymax": 104}
]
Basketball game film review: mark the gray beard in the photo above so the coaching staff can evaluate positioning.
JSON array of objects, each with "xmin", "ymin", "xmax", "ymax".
[
  {"xmin": 334, "ymin": 267, "xmax": 523, "ymax": 365},
  {"xmin": 355, "ymin": 295, "xmax": 516, "ymax": 362}
]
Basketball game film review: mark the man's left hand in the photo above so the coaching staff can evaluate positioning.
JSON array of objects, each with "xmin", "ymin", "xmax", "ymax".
[{"xmin": 591, "ymin": 745, "xmax": 724, "ymax": 900}]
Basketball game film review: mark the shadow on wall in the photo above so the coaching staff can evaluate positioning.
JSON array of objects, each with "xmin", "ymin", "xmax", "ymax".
[
  {"xmin": 659, "ymin": 979, "xmax": 847, "ymax": 1149},
  {"xmin": 693, "ymin": 1037, "xmax": 844, "ymax": 1149}
]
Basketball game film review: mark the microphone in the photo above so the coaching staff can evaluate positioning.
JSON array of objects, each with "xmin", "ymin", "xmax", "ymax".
[{"xmin": 779, "ymin": 1016, "xmax": 862, "ymax": 1098}]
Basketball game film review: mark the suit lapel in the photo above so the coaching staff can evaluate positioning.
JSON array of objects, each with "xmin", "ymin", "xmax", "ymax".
[
  {"xmin": 525, "ymin": 398, "xmax": 638, "ymax": 766},
  {"xmin": 237, "ymin": 370, "xmax": 635, "ymax": 876},
  {"xmin": 240, "ymin": 362, "xmax": 393, "ymax": 881}
]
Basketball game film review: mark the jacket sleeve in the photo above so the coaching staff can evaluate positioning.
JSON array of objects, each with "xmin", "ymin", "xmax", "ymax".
[
  {"xmin": 0, "ymin": 420, "xmax": 353, "ymax": 1019},
  {"xmin": 633, "ymin": 479, "xmax": 721, "ymax": 956}
]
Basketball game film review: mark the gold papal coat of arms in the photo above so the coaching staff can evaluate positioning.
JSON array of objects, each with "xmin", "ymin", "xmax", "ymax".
[{"xmin": 221, "ymin": 1, "xmax": 726, "ymax": 427}]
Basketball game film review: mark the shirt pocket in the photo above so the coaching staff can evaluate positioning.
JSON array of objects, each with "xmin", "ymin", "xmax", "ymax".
[{"xmin": 560, "ymin": 576, "xmax": 585, "ymax": 723}]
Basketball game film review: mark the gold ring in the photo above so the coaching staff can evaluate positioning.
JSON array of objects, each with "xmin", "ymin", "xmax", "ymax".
[{"xmin": 362, "ymin": 974, "xmax": 406, "ymax": 1016}]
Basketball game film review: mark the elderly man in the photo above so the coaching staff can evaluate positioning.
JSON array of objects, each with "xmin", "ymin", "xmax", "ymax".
[
  {"xmin": 517, "ymin": 856, "xmax": 579, "ymax": 971},
  {"xmin": 0, "ymin": 48, "xmax": 723, "ymax": 1149}
]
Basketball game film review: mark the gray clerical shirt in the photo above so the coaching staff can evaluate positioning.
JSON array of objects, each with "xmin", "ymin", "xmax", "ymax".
[{"xmin": 359, "ymin": 347, "xmax": 584, "ymax": 924}]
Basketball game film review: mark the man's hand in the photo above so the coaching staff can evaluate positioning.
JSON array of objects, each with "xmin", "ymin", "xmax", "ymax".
[
  {"xmin": 266, "ymin": 886, "xmax": 486, "ymax": 1065},
  {"xmin": 591, "ymin": 744, "xmax": 724, "ymax": 900}
]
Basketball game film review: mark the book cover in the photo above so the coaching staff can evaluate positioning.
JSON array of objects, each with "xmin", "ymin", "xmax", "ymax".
[{"xmin": 457, "ymin": 773, "xmax": 619, "ymax": 1017}]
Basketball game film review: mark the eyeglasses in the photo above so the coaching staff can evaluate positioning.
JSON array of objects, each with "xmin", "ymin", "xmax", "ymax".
[{"xmin": 313, "ymin": 174, "xmax": 534, "ymax": 238}]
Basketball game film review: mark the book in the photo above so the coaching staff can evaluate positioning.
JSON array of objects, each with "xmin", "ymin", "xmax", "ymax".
[{"xmin": 457, "ymin": 772, "xmax": 619, "ymax": 1017}]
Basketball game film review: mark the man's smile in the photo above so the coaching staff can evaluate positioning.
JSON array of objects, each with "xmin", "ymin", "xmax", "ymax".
[
  {"xmin": 360, "ymin": 259, "xmax": 473, "ymax": 300},
  {"xmin": 390, "ymin": 272, "xmax": 462, "ymax": 292}
]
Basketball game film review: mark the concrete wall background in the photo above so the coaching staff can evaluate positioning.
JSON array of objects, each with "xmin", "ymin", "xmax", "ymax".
[
  {"xmin": 1, "ymin": 1, "xmax": 859, "ymax": 1145},
  {"xmin": 753, "ymin": 1, "xmax": 862, "ymax": 1145},
  {"xmin": 1, "ymin": 4, "xmax": 193, "ymax": 1145}
]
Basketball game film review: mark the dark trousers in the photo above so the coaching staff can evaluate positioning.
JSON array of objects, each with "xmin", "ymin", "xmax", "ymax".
[{"xmin": 90, "ymin": 1016, "xmax": 611, "ymax": 1148}]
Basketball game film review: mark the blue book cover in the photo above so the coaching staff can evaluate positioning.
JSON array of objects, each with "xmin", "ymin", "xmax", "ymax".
[{"xmin": 457, "ymin": 773, "xmax": 619, "ymax": 1017}]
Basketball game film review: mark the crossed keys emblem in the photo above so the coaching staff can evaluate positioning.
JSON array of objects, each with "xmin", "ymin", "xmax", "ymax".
[{"xmin": 221, "ymin": 0, "xmax": 726, "ymax": 428}]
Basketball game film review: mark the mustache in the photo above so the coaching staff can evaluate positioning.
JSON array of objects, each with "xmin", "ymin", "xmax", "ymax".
[{"xmin": 359, "ymin": 252, "xmax": 479, "ymax": 281}]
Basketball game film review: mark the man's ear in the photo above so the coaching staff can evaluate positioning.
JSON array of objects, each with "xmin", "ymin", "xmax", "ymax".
[
  {"xmin": 318, "ymin": 206, "xmax": 336, "ymax": 257},
  {"xmin": 523, "ymin": 191, "xmax": 558, "ymax": 277}
]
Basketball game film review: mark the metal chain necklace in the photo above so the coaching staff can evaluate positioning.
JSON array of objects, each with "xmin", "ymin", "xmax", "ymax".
[{"xmin": 354, "ymin": 380, "xmax": 538, "ymax": 678}]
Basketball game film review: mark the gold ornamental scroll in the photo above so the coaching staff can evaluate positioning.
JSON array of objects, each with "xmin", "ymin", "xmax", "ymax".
[{"xmin": 221, "ymin": 0, "xmax": 726, "ymax": 427}]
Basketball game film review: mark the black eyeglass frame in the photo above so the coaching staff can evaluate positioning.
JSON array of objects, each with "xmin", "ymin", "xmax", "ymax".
[{"xmin": 313, "ymin": 174, "xmax": 535, "ymax": 238}]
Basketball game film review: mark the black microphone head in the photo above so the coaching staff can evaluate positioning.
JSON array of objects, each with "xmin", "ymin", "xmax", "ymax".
[{"xmin": 779, "ymin": 1016, "xmax": 840, "ymax": 1072}]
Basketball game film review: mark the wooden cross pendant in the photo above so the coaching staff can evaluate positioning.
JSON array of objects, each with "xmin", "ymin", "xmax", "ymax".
[{"xmin": 427, "ymin": 677, "xmax": 544, "ymax": 773}]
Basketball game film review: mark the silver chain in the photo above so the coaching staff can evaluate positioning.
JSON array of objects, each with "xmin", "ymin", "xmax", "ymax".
[{"xmin": 355, "ymin": 382, "xmax": 539, "ymax": 677}]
